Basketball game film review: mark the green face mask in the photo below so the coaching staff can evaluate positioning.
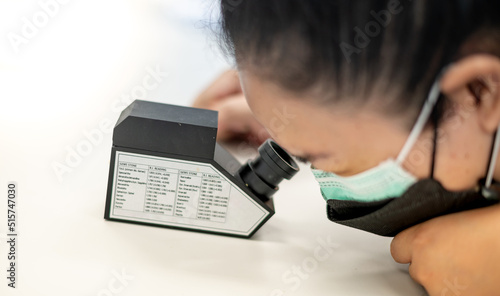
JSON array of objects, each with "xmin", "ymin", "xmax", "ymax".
[
  {"xmin": 312, "ymin": 160, "xmax": 417, "ymax": 202},
  {"xmin": 311, "ymin": 77, "xmax": 443, "ymax": 203}
]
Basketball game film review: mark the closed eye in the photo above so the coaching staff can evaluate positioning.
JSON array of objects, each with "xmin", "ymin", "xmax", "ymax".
[
  {"xmin": 293, "ymin": 154, "xmax": 330, "ymax": 164},
  {"xmin": 294, "ymin": 156, "xmax": 310, "ymax": 164}
]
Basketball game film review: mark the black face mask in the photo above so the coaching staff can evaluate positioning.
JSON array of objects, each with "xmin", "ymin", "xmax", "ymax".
[{"xmin": 325, "ymin": 101, "xmax": 500, "ymax": 237}]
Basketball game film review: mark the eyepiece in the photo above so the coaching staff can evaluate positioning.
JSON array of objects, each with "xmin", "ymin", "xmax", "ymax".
[{"xmin": 238, "ymin": 140, "xmax": 299, "ymax": 200}]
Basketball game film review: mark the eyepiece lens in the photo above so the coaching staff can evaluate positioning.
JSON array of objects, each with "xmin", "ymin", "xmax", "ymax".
[
  {"xmin": 266, "ymin": 140, "xmax": 300, "ymax": 179},
  {"xmin": 238, "ymin": 140, "xmax": 299, "ymax": 200}
]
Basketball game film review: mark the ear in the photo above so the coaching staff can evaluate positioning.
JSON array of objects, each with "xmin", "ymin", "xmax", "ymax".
[{"xmin": 441, "ymin": 54, "xmax": 500, "ymax": 133}]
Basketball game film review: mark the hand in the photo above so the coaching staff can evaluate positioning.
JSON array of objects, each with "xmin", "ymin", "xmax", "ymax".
[
  {"xmin": 193, "ymin": 70, "xmax": 270, "ymax": 145},
  {"xmin": 391, "ymin": 205, "xmax": 500, "ymax": 296}
]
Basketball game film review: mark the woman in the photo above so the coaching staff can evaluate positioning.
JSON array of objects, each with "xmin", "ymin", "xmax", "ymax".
[{"xmin": 194, "ymin": 1, "xmax": 500, "ymax": 295}]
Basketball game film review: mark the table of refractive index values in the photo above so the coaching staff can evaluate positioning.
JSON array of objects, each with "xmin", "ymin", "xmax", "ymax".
[{"xmin": 113, "ymin": 159, "xmax": 231, "ymax": 223}]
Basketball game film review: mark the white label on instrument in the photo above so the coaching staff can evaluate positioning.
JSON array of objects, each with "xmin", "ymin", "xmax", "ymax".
[{"xmin": 109, "ymin": 151, "xmax": 268, "ymax": 236}]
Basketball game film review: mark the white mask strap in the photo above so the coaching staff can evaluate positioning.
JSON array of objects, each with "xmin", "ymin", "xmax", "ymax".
[
  {"xmin": 396, "ymin": 77, "xmax": 443, "ymax": 164},
  {"xmin": 485, "ymin": 127, "xmax": 500, "ymax": 188}
]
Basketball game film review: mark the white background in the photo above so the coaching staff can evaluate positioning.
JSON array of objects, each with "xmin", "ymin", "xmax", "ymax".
[{"xmin": 0, "ymin": 1, "xmax": 425, "ymax": 295}]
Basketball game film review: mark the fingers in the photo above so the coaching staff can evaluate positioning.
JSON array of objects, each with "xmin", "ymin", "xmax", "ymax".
[
  {"xmin": 192, "ymin": 69, "xmax": 269, "ymax": 145},
  {"xmin": 193, "ymin": 69, "xmax": 242, "ymax": 109},
  {"xmin": 390, "ymin": 225, "xmax": 421, "ymax": 264},
  {"xmin": 216, "ymin": 95, "xmax": 270, "ymax": 144}
]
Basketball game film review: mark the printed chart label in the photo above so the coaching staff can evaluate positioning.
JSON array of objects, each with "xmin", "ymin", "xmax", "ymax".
[{"xmin": 110, "ymin": 152, "xmax": 268, "ymax": 236}]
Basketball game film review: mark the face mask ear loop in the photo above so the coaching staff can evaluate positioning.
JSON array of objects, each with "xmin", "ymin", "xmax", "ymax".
[
  {"xmin": 485, "ymin": 127, "xmax": 500, "ymax": 189},
  {"xmin": 397, "ymin": 66, "xmax": 453, "ymax": 165},
  {"xmin": 396, "ymin": 80, "xmax": 442, "ymax": 165},
  {"xmin": 480, "ymin": 126, "xmax": 500, "ymax": 200}
]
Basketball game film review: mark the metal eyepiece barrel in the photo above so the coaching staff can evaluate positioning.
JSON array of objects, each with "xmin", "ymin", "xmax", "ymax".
[{"xmin": 238, "ymin": 140, "xmax": 299, "ymax": 200}]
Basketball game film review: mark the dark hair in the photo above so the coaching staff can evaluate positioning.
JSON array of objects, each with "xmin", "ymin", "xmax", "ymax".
[{"xmin": 218, "ymin": 0, "xmax": 500, "ymax": 117}]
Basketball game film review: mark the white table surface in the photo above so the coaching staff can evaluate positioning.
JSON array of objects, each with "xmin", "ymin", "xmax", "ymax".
[{"xmin": 0, "ymin": 1, "xmax": 426, "ymax": 295}]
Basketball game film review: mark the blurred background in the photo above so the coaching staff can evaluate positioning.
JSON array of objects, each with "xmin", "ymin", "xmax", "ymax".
[{"xmin": 0, "ymin": 0, "xmax": 230, "ymax": 187}]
